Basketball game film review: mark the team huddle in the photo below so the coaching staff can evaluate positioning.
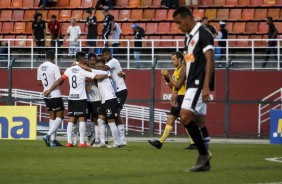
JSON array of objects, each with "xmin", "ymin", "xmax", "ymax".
[{"xmin": 38, "ymin": 48, "xmax": 127, "ymax": 148}]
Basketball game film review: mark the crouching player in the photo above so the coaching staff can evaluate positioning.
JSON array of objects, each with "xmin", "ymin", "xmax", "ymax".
[
  {"xmin": 38, "ymin": 50, "xmax": 64, "ymax": 147},
  {"xmin": 44, "ymin": 51, "xmax": 109, "ymax": 147}
]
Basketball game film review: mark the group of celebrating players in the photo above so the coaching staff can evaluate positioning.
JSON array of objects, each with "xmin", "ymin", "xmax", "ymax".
[
  {"xmin": 38, "ymin": 48, "xmax": 128, "ymax": 148},
  {"xmin": 37, "ymin": 6, "xmax": 214, "ymax": 172}
]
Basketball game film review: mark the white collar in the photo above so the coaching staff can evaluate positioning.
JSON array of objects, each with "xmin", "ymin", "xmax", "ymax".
[{"xmin": 186, "ymin": 22, "xmax": 202, "ymax": 37}]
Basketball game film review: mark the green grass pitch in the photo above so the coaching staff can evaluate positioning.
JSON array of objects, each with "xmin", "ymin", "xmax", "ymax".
[{"xmin": 0, "ymin": 140, "xmax": 282, "ymax": 184}]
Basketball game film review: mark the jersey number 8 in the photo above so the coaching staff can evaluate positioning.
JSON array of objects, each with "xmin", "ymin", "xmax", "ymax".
[{"xmin": 72, "ymin": 75, "xmax": 77, "ymax": 89}]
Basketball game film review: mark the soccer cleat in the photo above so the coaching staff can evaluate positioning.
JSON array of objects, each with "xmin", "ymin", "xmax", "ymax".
[
  {"xmin": 199, "ymin": 161, "xmax": 211, "ymax": 172},
  {"xmin": 50, "ymin": 141, "xmax": 57, "ymax": 147},
  {"xmin": 43, "ymin": 134, "xmax": 50, "ymax": 147},
  {"xmin": 185, "ymin": 153, "xmax": 211, "ymax": 172},
  {"xmin": 66, "ymin": 143, "xmax": 74, "ymax": 147},
  {"xmin": 185, "ymin": 144, "xmax": 197, "ymax": 150},
  {"xmin": 52, "ymin": 140, "xmax": 64, "ymax": 147},
  {"xmin": 105, "ymin": 141, "xmax": 109, "ymax": 145},
  {"xmin": 148, "ymin": 139, "xmax": 162, "ymax": 149},
  {"xmin": 92, "ymin": 143, "xmax": 107, "ymax": 148},
  {"xmin": 78, "ymin": 143, "xmax": 88, "ymax": 148},
  {"xmin": 120, "ymin": 140, "xmax": 127, "ymax": 147}
]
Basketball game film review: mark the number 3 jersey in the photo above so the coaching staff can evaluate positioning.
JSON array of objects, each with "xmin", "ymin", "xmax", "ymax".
[
  {"xmin": 63, "ymin": 65, "xmax": 96, "ymax": 100},
  {"xmin": 37, "ymin": 61, "xmax": 62, "ymax": 99}
]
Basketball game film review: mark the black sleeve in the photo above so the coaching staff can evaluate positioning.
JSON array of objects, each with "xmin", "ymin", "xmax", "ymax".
[
  {"xmin": 271, "ymin": 24, "xmax": 278, "ymax": 33},
  {"xmin": 42, "ymin": 21, "xmax": 46, "ymax": 29},
  {"xmin": 211, "ymin": 26, "xmax": 216, "ymax": 35},
  {"xmin": 32, "ymin": 22, "xmax": 35, "ymax": 30},
  {"xmin": 200, "ymin": 28, "xmax": 214, "ymax": 53}
]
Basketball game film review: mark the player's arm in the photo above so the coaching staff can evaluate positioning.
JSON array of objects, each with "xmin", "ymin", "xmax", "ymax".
[
  {"xmin": 202, "ymin": 49, "xmax": 214, "ymax": 103},
  {"xmin": 162, "ymin": 70, "xmax": 173, "ymax": 89},
  {"xmin": 94, "ymin": 74, "xmax": 109, "ymax": 80},
  {"xmin": 117, "ymin": 71, "xmax": 126, "ymax": 79},
  {"xmin": 169, "ymin": 65, "xmax": 186, "ymax": 90},
  {"xmin": 38, "ymin": 80, "xmax": 43, "ymax": 86},
  {"xmin": 43, "ymin": 76, "xmax": 66, "ymax": 97},
  {"xmin": 77, "ymin": 63, "xmax": 92, "ymax": 72}
]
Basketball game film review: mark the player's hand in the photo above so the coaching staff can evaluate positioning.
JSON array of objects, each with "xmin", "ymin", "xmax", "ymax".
[
  {"xmin": 170, "ymin": 91, "xmax": 178, "ymax": 107},
  {"xmin": 202, "ymin": 87, "xmax": 211, "ymax": 103},
  {"xmin": 117, "ymin": 71, "xmax": 125, "ymax": 77},
  {"xmin": 161, "ymin": 69, "xmax": 168, "ymax": 77},
  {"xmin": 43, "ymin": 90, "xmax": 51, "ymax": 97}
]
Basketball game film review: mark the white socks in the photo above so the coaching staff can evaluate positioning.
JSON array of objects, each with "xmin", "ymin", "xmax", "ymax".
[
  {"xmin": 79, "ymin": 122, "xmax": 86, "ymax": 144},
  {"xmin": 108, "ymin": 122, "xmax": 120, "ymax": 145},
  {"xmin": 98, "ymin": 119, "xmax": 106, "ymax": 144},
  {"xmin": 48, "ymin": 118, "xmax": 63, "ymax": 141},
  {"xmin": 67, "ymin": 122, "xmax": 74, "ymax": 144},
  {"xmin": 94, "ymin": 125, "xmax": 99, "ymax": 143},
  {"xmin": 117, "ymin": 124, "xmax": 126, "ymax": 143}
]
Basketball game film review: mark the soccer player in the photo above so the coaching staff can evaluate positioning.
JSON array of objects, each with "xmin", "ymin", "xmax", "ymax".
[
  {"xmin": 86, "ymin": 9, "xmax": 98, "ymax": 53},
  {"xmin": 44, "ymin": 51, "xmax": 109, "ymax": 147},
  {"xmin": 102, "ymin": 6, "xmax": 114, "ymax": 47},
  {"xmin": 148, "ymin": 52, "xmax": 196, "ymax": 149},
  {"xmin": 37, "ymin": 50, "xmax": 64, "ymax": 147},
  {"xmin": 173, "ymin": 7, "xmax": 214, "ymax": 172}
]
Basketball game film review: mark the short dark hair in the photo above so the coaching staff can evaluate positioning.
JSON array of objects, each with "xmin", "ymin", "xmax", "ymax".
[
  {"xmin": 46, "ymin": 50, "xmax": 55, "ymax": 60},
  {"xmin": 34, "ymin": 12, "xmax": 43, "ymax": 21},
  {"xmin": 88, "ymin": 52, "xmax": 96, "ymax": 59},
  {"xmin": 267, "ymin": 17, "xmax": 273, "ymax": 22},
  {"xmin": 172, "ymin": 51, "xmax": 184, "ymax": 61},
  {"xmin": 86, "ymin": 9, "xmax": 92, "ymax": 14},
  {"xmin": 96, "ymin": 58, "xmax": 105, "ymax": 65},
  {"xmin": 173, "ymin": 6, "xmax": 193, "ymax": 19},
  {"xmin": 76, "ymin": 51, "xmax": 86, "ymax": 62},
  {"xmin": 102, "ymin": 47, "xmax": 111, "ymax": 54},
  {"xmin": 51, "ymin": 15, "xmax": 57, "ymax": 19},
  {"xmin": 203, "ymin": 17, "xmax": 208, "ymax": 20}
]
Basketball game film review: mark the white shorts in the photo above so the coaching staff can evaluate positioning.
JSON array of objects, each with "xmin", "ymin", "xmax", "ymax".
[{"xmin": 181, "ymin": 88, "xmax": 207, "ymax": 115}]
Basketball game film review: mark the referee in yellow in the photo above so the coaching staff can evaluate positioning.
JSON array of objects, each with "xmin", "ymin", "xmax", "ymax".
[{"xmin": 148, "ymin": 51, "xmax": 196, "ymax": 149}]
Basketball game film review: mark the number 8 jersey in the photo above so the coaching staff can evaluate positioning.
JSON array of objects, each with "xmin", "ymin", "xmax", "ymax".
[{"xmin": 37, "ymin": 61, "xmax": 62, "ymax": 99}]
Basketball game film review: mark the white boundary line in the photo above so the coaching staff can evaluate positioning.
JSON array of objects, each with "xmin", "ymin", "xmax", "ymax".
[{"xmin": 265, "ymin": 157, "xmax": 282, "ymax": 163}]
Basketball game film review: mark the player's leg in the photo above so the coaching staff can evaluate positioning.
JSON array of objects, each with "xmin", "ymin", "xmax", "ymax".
[
  {"xmin": 116, "ymin": 90, "xmax": 128, "ymax": 146},
  {"xmin": 93, "ymin": 103, "xmax": 107, "ymax": 147},
  {"xmin": 42, "ymin": 98, "xmax": 54, "ymax": 146},
  {"xmin": 93, "ymin": 101, "xmax": 101, "ymax": 146},
  {"xmin": 184, "ymin": 129, "xmax": 197, "ymax": 150},
  {"xmin": 86, "ymin": 102, "xmax": 94, "ymax": 146},
  {"xmin": 66, "ymin": 100, "xmax": 76, "ymax": 147},
  {"xmin": 78, "ymin": 116, "xmax": 87, "ymax": 147}
]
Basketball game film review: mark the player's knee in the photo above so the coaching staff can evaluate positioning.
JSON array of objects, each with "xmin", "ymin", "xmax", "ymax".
[{"xmin": 179, "ymin": 109, "xmax": 194, "ymax": 126}]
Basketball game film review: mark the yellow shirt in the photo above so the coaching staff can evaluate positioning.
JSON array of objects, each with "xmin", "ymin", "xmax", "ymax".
[{"xmin": 172, "ymin": 66, "xmax": 186, "ymax": 95}]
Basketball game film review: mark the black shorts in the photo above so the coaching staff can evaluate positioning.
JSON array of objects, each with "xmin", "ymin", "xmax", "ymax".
[
  {"xmin": 87, "ymin": 35, "xmax": 97, "ymax": 46},
  {"xmin": 44, "ymin": 98, "xmax": 64, "ymax": 112},
  {"xmin": 68, "ymin": 99, "xmax": 88, "ymax": 117},
  {"xmin": 170, "ymin": 95, "xmax": 184, "ymax": 117},
  {"xmin": 87, "ymin": 101, "xmax": 101, "ymax": 119},
  {"xmin": 116, "ymin": 89, "xmax": 128, "ymax": 109},
  {"xmin": 99, "ymin": 98, "xmax": 118, "ymax": 119}
]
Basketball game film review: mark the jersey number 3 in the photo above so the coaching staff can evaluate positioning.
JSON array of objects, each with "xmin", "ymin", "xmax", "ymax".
[
  {"xmin": 42, "ymin": 73, "xmax": 48, "ymax": 87},
  {"xmin": 72, "ymin": 75, "xmax": 77, "ymax": 89}
]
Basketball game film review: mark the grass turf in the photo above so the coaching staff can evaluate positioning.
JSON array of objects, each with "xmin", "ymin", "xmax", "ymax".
[{"xmin": 0, "ymin": 140, "xmax": 282, "ymax": 184}]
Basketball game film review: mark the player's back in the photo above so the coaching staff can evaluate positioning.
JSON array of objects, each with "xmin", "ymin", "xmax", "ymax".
[
  {"xmin": 106, "ymin": 58, "xmax": 127, "ymax": 92},
  {"xmin": 86, "ymin": 80, "xmax": 101, "ymax": 102},
  {"xmin": 37, "ymin": 61, "xmax": 61, "ymax": 98}
]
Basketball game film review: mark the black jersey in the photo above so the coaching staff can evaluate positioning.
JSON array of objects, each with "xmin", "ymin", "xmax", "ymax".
[
  {"xmin": 86, "ymin": 16, "xmax": 98, "ymax": 38},
  {"xmin": 32, "ymin": 20, "xmax": 46, "ymax": 40},
  {"xmin": 184, "ymin": 23, "xmax": 215, "ymax": 90},
  {"xmin": 103, "ymin": 14, "xmax": 114, "ymax": 31}
]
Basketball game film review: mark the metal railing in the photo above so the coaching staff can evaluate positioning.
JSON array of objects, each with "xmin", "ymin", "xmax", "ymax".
[
  {"xmin": 0, "ymin": 88, "xmax": 180, "ymax": 135},
  {"xmin": 0, "ymin": 38, "xmax": 281, "ymax": 70},
  {"xmin": 258, "ymin": 88, "xmax": 282, "ymax": 137}
]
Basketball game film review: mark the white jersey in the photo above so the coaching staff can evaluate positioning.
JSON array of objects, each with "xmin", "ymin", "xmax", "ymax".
[
  {"xmin": 67, "ymin": 25, "xmax": 81, "ymax": 41},
  {"xmin": 106, "ymin": 58, "xmax": 127, "ymax": 92},
  {"xmin": 64, "ymin": 65, "xmax": 96, "ymax": 100},
  {"xmin": 37, "ymin": 61, "xmax": 62, "ymax": 99},
  {"xmin": 86, "ymin": 80, "xmax": 102, "ymax": 102},
  {"xmin": 92, "ymin": 69, "xmax": 116, "ymax": 103}
]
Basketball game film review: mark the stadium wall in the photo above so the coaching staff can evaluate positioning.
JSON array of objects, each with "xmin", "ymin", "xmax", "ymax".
[{"xmin": 1, "ymin": 69, "xmax": 281, "ymax": 137}]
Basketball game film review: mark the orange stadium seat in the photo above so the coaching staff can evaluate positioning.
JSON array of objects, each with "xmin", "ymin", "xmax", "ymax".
[
  {"xmin": 57, "ymin": 0, "xmax": 70, "ymax": 7},
  {"xmin": 263, "ymin": 0, "xmax": 275, "ymax": 5},
  {"xmin": 170, "ymin": 22, "xmax": 182, "ymax": 34},
  {"xmin": 157, "ymin": 22, "xmax": 170, "ymax": 34},
  {"xmin": 24, "ymin": 10, "xmax": 36, "ymax": 21},
  {"xmin": 121, "ymin": 23, "xmax": 133, "ymax": 35},
  {"xmin": 146, "ymin": 23, "xmax": 158, "ymax": 34},
  {"xmin": 0, "ymin": 22, "xmax": 2, "ymax": 31},
  {"xmin": 141, "ymin": 0, "xmax": 152, "ymax": 6},
  {"xmin": 232, "ymin": 22, "xmax": 246, "ymax": 33},
  {"xmin": 81, "ymin": 0, "xmax": 93, "ymax": 7},
  {"xmin": 120, "ymin": 36, "xmax": 134, "ymax": 47},
  {"xmin": 4, "ymin": 35, "xmax": 15, "ymax": 46},
  {"xmin": 238, "ymin": 0, "xmax": 250, "ymax": 5},
  {"xmin": 69, "ymin": 0, "xmax": 81, "ymax": 8},
  {"xmin": 255, "ymin": 9, "xmax": 267, "ymax": 20},
  {"xmin": 108, "ymin": 10, "xmax": 119, "ymax": 20},
  {"xmin": 204, "ymin": 9, "xmax": 217, "ymax": 20},
  {"xmin": 95, "ymin": 10, "xmax": 105, "ymax": 21},
  {"xmin": 23, "ymin": 0, "xmax": 34, "ymax": 7},
  {"xmin": 257, "ymin": 22, "xmax": 268, "ymax": 33},
  {"xmin": 26, "ymin": 22, "xmax": 33, "ymax": 33},
  {"xmin": 15, "ymin": 35, "xmax": 27, "ymax": 47},
  {"xmin": 130, "ymin": 9, "xmax": 143, "ymax": 20},
  {"xmin": 245, "ymin": 22, "xmax": 258, "ymax": 33},
  {"xmin": 59, "ymin": 10, "xmax": 71, "ymax": 21},
  {"xmin": 2, "ymin": 22, "xmax": 14, "ymax": 33},
  {"xmin": 225, "ymin": 0, "xmax": 238, "ymax": 6},
  {"xmin": 251, "ymin": 0, "xmax": 263, "ymax": 6},
  {"xmin": 0, "ymin": 10, "xmax": 12, "ymax": 21},
  {"xmin": 241, "ymin": 9, "xmax": 254, "ymax": 20},
  {"xmin": 128, "ymin": 0, "xmax": 141, "ymax": 7},
  {"xmin": 147, "ymin": 36, "xmax": 160, "ymax": 47},
  {"xmin": 154, "ymin": 9, "xmax": 167, "ymax": 21},
  {"xmin": 200, "ymin": 0, "xmax": 214, "ymax": 6},
  {"xmin": 261, "ymin": 35, "xmax": 268, "ymax": 47},
  {"xmin": 34, "ymin": 0, "xmax": 39, "ymax": 7},
  {"xmin": 37, "ymin": 10, "xmax": 48, "ymax": 20},
  {"xmin": 227, "ymin": 35, "xmax": 236, "ymax": 47},
  {"xmin": 166, "ymin": 9, "xmax": 174, "ymax": 20},
  {"xmin": 79, "ymin": 35, "xmax": 87, "ymax": 47},
  {"xmin": 213, "ymin": 0, "xmax": 225, "ymax": 6},
  {"xmin": 173, "ymin": 36, "xmax": 185, "ymax": 47},
  {"xmin": 137, "ymin": 22, "xmax": 146, "ymax": 30},
  {"xmin": 82, "ymin": 10, "xmax": 88, "ymax": 20},
  {"xmin": 225, "ymin": 22, "xmax": 233, "ymax": 32},
  {"xmin": 216, "ymin": 9, "xmax": 229, "ymax": 20},
  {"xmin": 179, "ymin": 0, "xmax": 186, "ymax": 6},
  {"xmin": 97, "ymin": 23, "xmax": 103, "ymax": 35},
  {"xmin": 26, "ymin": 35, "xmax": 34, "ymax": 47},
  {"xmin": 11, "ymin": 0, "xmax": 23, "ymax": 8},
  {"xmin": 276, "ymin": 0, "xmax": 282, "ymax": 5},
  {"xmin": 71, "ymin": 10, "xmax": 83, "ymax": 21},
  {"xmin": 0, "ymin": 0, "xmax": 10, "ymax": 8},
  {"xmin": 274, "ymin": 22, "xmax": 282, "ymax": 33},
  {"xmin": 142, "ymin": 9, "xmax": 155, "ymax": 20},
  {"xmin": 14, "ymin": 22, "xmax": 26, "ymax": 33},
  {"xmin": 236, "ymin": 35, "xmax": 249, "ymax": 47},
  {"xmin": 77, "ymin": 23, "xmax": 85, "ymax": 32},
  {"xmin": 119, "ymin": 10, "xmax": 131, "ymax": 21},
  {"xmin": 160, "ymin": 36, "xmax": 173, "ymax": 47},
  {"xmin": 152, "ymin": 0, "xmax": 162, "ymax": 6},
  {"xmin": 193, "ymin": 9, "xmax": 205, "ymax": 21},
  {"xmin": 250, "ymin": 35, "xmax": 262, "ymax": 47},
  {"xmin": 48, "ymin": 10, "xmax": 60, "ymax": 21},
  {"xmin": 12, "ymin": 10, "xmax": 24, "ymax": 20},
  {"xmin": 229, "ymin": 9, "xmax": 242, "ymax": 20},
  {"xmin": 267, "ymin": 8, "xmax": 280, "ymax": 20},
  {"xmin": 61, "ymin": 23, "xmax": 69, "ymax": 34}
]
